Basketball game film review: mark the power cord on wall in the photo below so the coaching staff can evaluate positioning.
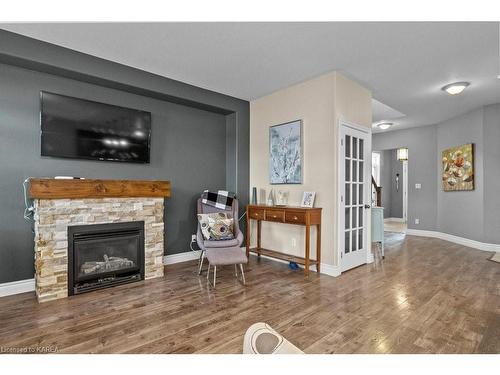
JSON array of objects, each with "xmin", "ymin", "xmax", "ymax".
[
  {"xmin": 23, "ymin": 178, "xmax": 35, "ymax": 222},
  {"xmin": 189, "ymin": 236, "xmax": 197, "ymax": 252}
]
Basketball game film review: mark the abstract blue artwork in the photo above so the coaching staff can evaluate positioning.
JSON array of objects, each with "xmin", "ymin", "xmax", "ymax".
[{"xmin": 269, "ymin": 120, "xmax": 302, "ymax": 184}]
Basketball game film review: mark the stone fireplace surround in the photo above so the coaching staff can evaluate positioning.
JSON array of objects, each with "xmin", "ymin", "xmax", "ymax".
[{"xmin": 30, "ymin": 179, "xmax": 170, "ymax": 303}]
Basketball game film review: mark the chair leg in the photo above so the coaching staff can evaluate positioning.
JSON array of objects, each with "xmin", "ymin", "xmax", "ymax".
[
  {"xmin": 213, "ymin": 266, "xmax": 217, "ymax": 288},
  {"xmin": 198, "ymin": 250, "xmax": 205, "ymax": 275},
  {"xmin": 234, "ymin": 264, "xmax": 238, "ymax": 276},
  {"xmin": 206, "ymin": 263, "xmax": 210, "ymax": 281},
  {"xmin": 239, "ymin": 264, "xmax": 246, "ymax": 286}
]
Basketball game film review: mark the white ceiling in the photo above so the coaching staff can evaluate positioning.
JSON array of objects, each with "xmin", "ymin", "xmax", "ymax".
[
  {"xmin": 372, "ymin": 98, "xmax": 405, "ymax": 124},
  {"xmin": 1, "ymin": 22, "xmax": 499, "ymax": 132}
]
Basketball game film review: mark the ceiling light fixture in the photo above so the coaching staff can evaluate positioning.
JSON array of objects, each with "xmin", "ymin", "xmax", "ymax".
[
  {"xmin": 441, "ymin": 82, "xmax": 470, "ymax": 95},
  {"xmin": 377, "ymin": 122, "xmax": 393, "ymax": 130}
]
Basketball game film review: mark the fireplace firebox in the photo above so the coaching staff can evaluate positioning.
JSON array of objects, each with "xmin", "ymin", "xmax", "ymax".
[{"xmin": 68, "ymin": 221, "xmax": 145, "ymax": 295}]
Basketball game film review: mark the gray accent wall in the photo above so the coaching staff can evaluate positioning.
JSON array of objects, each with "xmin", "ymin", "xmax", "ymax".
[
  {"xmin": 481, "ymin": 104, "xmax": 500, "ymax": 244},
  {"xmin": 379, "ymin": 149, "xmax": 403, "ymax": 218},
  {"xmin": 373, "ymin": 103, "xmax": 500, "ymax": 244},
  {"xmin": 379, "ymin": 150, "xmax": 393, "ymax": 215},
  {"xmin": 373, "ymin": 125, "xmax": 437, "ymax": 231},
  {"xmin": 436, "ymin": 108, "xmax": 484, "ymax": 241},
  {"xmin": 0, "ymin": 31, "xmax": 250, "ymax": 284}
]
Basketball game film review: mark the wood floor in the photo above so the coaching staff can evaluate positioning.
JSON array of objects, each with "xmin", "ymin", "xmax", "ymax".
[{"xmin": 0, "ymin": 233, "xmax": 499, "ymax": 354}]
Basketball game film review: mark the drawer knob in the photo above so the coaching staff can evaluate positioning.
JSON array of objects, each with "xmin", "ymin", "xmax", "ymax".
[
  {"xmin": 272, "ymin": 215, "xmax": 277, "ymax": 218},
  {"xmin": 293, "ymin": 216, "xmax": 298, "ymax": 220}
]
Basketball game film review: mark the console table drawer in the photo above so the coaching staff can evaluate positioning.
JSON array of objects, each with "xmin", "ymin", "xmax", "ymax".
[
  {"xmin": 265, "ymin": 209, "xmax": 285, "ymax": 222},
  {"xmin": 248, "ymin": 207, "xmax": 265, "ymax": 220},
  {"xmin": 285, "ymin": 211, "xmax": 307, "ymax": 225}
]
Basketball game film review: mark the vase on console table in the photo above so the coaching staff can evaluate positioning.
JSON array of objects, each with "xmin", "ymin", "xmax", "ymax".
[
  {"xmin": 267, "ymin": 189, "xmax": 275, "ymax": 206},
  {"xmin": 251, "ymin": 187, "xmax": 257, "ymax": 204},
  {"xmin": 275, "ymin": 190, "xmax": 289, "ymax": 206}
]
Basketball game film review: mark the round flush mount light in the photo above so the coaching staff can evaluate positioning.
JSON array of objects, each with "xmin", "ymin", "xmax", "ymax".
[
  {"xmin": 377, "ymin": 122, "xmax": 393, "ymax": 130},
  {"xmin": 441, "ymin": 81, "xmax": 470, "ymax": 95}
]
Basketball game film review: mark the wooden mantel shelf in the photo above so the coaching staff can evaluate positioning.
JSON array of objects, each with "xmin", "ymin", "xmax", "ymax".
[{"xmin": 29, "ymin": 178, "xmax": 171, "ymax": 199}]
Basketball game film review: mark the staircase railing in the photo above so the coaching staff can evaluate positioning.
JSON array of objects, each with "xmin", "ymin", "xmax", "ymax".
[{"xmin": 372, "ymin": 176, "xmax": 382, "ymax": 207}]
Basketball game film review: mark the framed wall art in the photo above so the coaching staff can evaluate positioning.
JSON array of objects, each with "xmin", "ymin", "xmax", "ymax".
[
  {"xmin": 442, "ymin": 143, "xmax": 474, "ymax": 191},
  {"xmin": 269, "ymin": 120, "xmax": 302, "ymax": 184}
]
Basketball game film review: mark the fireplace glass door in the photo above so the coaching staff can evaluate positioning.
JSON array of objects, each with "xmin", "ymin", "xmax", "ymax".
[
  {"xmin": 68, "ymin": 221, "xmax": 144, "ymax": 295},
  {"xmin": 74, "ymin": 233, "xmax": 140, "ymax": 281}
]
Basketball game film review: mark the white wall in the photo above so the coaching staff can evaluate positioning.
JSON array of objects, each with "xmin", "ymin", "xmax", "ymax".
[{"xmin": 249, "ymin": 71, "xmax": 371, "ymax": 267}]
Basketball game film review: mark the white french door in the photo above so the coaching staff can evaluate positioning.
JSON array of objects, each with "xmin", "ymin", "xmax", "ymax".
[{"xmin": 338, "ymin": 122, "xmax": 371, "ymax": 272}]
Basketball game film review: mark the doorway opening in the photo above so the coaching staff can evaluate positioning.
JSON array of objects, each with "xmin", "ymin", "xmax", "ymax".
[{"xmin": 371, "ymin": 148, "xmax": 408, "ymax": 234}]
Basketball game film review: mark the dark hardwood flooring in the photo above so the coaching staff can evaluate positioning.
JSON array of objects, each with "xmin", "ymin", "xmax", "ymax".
[{"xmin": 0, "ymin": 233, "xmax": 499, "ymax": 354}]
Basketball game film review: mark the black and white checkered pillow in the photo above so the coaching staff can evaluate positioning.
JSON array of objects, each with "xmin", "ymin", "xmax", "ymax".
[{"xmin": 201, "ymin": 190, "xmax": 235, "ymax": 210}]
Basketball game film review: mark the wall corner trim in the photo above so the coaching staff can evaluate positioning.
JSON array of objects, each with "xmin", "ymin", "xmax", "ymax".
[
  {"xmin": 315, "ymin": 263, "xmax": 342, "ymax": 277},
  {"xmin": 0, "ymin": 278, "xmax": 35, "ymax": 297},
  {"xmin": 406, "ymin": 229, "xmax": 500, "ymax": 253}
]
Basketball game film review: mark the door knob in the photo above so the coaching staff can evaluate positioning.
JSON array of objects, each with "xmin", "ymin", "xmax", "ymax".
[{"xmin": 364, "ymin": 204, "xmax": 371, "ymax": 209}]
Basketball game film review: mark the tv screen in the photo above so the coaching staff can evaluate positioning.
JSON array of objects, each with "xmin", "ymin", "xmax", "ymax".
[{"xmin": 40, "ymin": 92, "xmax": 151, "ymax": 163}]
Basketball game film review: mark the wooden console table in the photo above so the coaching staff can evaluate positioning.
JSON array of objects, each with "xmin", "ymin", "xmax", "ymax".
[{"xmin": 245, "ymin": 204, "xmax": 322, "ymax": 276}]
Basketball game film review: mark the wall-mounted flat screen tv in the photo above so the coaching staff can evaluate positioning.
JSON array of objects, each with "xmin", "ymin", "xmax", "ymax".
[{"xmin": 41, "ymin": 92, "xmax": 151, "ymax": 163}]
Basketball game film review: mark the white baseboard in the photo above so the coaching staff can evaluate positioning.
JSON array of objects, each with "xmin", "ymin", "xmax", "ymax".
[
  {"xmin": 406, "ymin": 229, "xmax": 500, "ymax": 252},
  {"xmin": 163, "ymin": 247, "xmax": 342, "ymax": 277},
  {"xmin": 0, "ymin": 278, "xmax": 35, "ymax": 297},
  {"xmin": 314, "ymin": 263, "xmax": 341, "ymax": 277},
  {"xmin": 0, "ymin": 252, "xmax": 202, "ymax": 298},
  {"xmin": 247, "ymin": 251, "xmax": 341, "ymax": 277},
  {"xmin": 384, "ymin": 217, "xmax": 406, "ymax": 223},
  {"xmin": 163, "ymin": 250, "xmax": 201, "ymax": 265}
]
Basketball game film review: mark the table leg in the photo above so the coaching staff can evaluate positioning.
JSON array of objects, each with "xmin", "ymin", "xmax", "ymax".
[
  {"xmin": 257, "ymin": 220, "xmax": 262, "ymax": 257},
  {"xmin": 305, "ymin": 223, "xmax": 310, "ymax": 276},
  {"xmin": 316, "ymin": 224, "xmax": 321, "ymax": 274},
  {"xmin": 245, "ymin": 208, "xmax": 250, "ymax": 258}
]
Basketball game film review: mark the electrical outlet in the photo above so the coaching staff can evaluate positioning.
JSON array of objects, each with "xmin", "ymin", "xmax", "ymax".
[
  {"xmin": 415, "ymin": 218, "xmax": 420, "ymax": 225},
  {"xmin": 291, "ymin": 238, "xmax": 297, "ymax": 248},
  {"xmin": 415, "ymin": 183, "xmax": 422, "ymax": 189},
  {"xmin": 191, "ymin": 234, "xmax": 196, "ymax": 242}
]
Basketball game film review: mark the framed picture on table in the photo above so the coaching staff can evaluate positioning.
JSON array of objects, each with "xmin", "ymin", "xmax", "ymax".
[{"xmin": 301, "ymin": 191, "xmax": 315, "ymax": 208}]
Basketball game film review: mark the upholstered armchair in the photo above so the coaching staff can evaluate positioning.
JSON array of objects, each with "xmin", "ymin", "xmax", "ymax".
[{"xmin": 196, "ymin": 197, "xmax": 244, "ymax": 275}]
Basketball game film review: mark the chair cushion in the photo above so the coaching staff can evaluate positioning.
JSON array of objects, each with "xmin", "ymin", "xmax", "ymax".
[
  {"xmin": 206, "ymin": 247, "xmax": 248, "ymax": 266},
  {"xmin": 204, "ymin": 238, "xmax": 240, "ymax": 248},
  {"xmin": 197, "ymin": 212, "xmax": 234, "ymax": 241}
]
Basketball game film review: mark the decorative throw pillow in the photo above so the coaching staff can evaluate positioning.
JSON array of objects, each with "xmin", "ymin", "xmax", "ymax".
[{"xmin": 197, "ymin": 212, "xmax": 235, "ymax": 241}]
